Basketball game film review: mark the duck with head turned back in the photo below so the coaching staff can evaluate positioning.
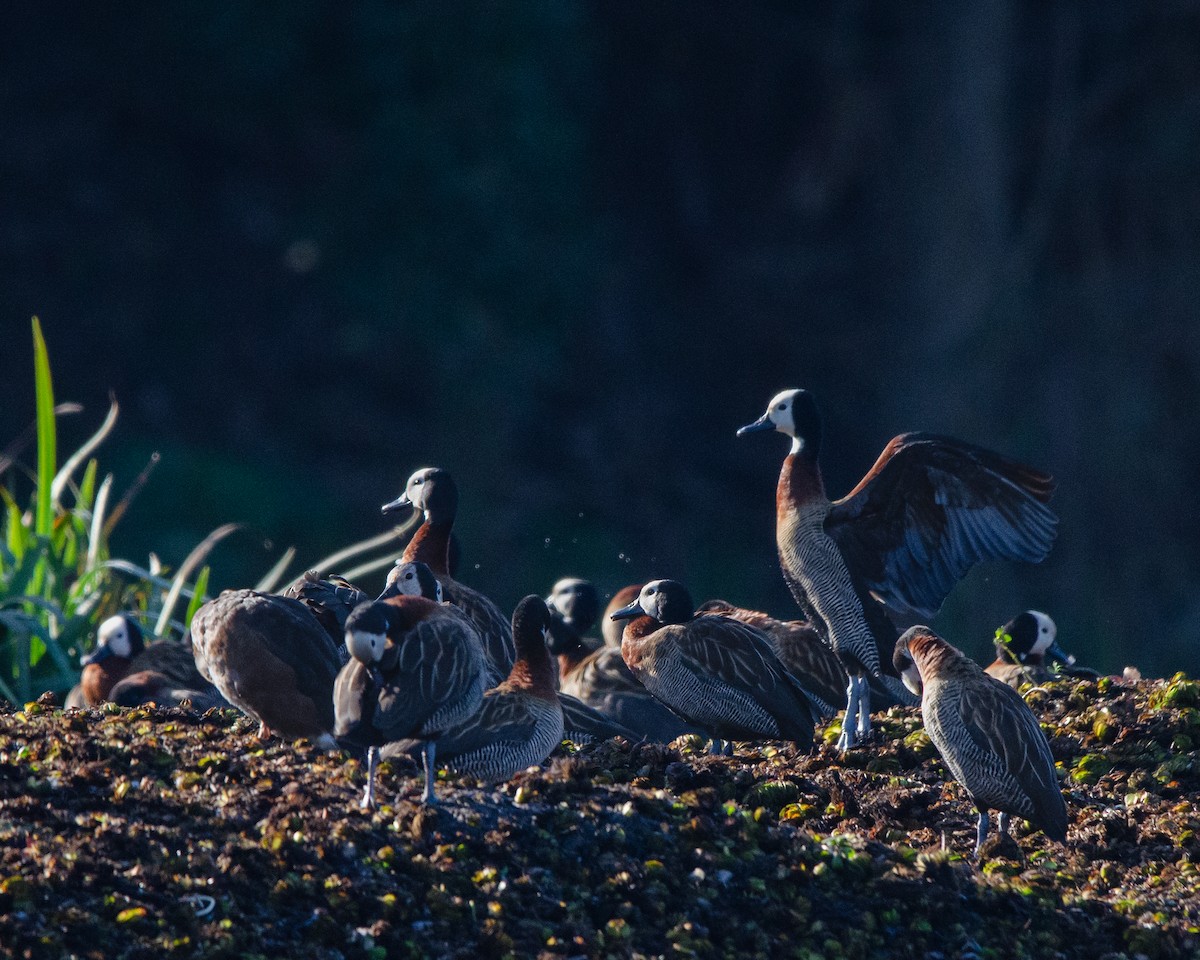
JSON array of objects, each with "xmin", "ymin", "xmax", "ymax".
[
  {"xmin": 893, "ymin": 625, "xmax": 1068, "ymax": 858},
  {"xmin": 738, "ymin": 388, "xmax": 1058, "ymax": 750},
  {"xmin": 611, "ymin": 580, "xmax": 820, "ymax": 747},
  {"xmin": 382, "ymin": 467, "xmax": 515, "ymax": 684},
  {"xmin": 190, "ymin": 590, "xmax": 343, "ymax": 747},
  {"xmin": 385, "ymin": 596, "xmax": 564, "ymax": 785},
  {"xmin": 334, "ymin": 593, "xmax": 486, "ymax": 807},
  {"xmin": 283, "ymin": 571, "xmax": 371, "ymax": 655}
]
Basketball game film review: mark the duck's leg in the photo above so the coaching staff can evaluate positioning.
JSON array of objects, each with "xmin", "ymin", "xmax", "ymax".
[
  {"xmin": 360, "ymin": 746, "xmax": 379, "ymax": 809},
  {"xmin": 420, "ymin": 741, "xmax": 439, "ymax": 806},
  {"xmin": 836, "ymin": 676, "xmax": 860, "ymax": 751},
  {"xmin": 974, "ymin": 809, "xmax": 991, "ymax": 859},
  {"xmin": 854, "ymin": 675, "xmax": 872, "ymax": 742},
  {"xmin": 997, "ymin": 812, "xmax": 1010, "ymax": 837}
]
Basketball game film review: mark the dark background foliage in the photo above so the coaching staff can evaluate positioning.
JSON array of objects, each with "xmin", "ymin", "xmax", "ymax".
[{"xmin": 3, "ymin": 2, "xmax": 1197, "ymax": 673}]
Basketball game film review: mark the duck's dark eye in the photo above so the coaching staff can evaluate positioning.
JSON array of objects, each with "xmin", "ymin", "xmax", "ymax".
[{"xmin": 776, "ymin": 403, "xmax": 786, "ymax": 411}]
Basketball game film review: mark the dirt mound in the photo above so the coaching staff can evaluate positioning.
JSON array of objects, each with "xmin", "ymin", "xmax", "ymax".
[{"xmin": 1, "ymin": 675, "xmax": 1197, "ymax": 958}]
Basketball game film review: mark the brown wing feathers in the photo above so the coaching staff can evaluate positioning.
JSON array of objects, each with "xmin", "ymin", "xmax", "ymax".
[{"xmin": 828, "ymin": 433, "xmax": 1058, "ymax": 618}]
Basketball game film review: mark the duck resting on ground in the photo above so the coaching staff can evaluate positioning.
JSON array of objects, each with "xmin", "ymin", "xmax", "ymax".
[
  {"xmin": 738, "ymin": 388, "xmax": 1058, "ymax": 749},
  {"xmin": 610, "ymin": 580, "xmax": 822, "ymax": 749},
  {"xmin": 545, "ymin": 577, "xmax": 603, "ymax": 667},
  {"xmin": 68, "ymin": 614, "xmax": 223, "ymax": 710},
  {"xmin": 985, "ymin": 610, "xmax": 1097, "ymax": 688},
  {"xmin": 893, "ymin": 625, "xmax": 1068, "ymax": 858}
]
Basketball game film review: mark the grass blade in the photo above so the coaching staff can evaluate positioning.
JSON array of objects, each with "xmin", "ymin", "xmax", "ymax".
[
  {"xmin": 185, "ymin": 566, "xmax": 211, "ymax": 627},
  {"xmin": 154, "ymin": 523, "xmax": 241, "ymax": 637},
  {"xmin": 77, "ymin": 458, "xmax": 98, "ymax": 512},
  {"xmin": 31, "ymin": 317, "xmax": 56, "ymax": 539},
  {"xmin": 340, "ymin": 552, "xmax": 408, "ymax": 585},
  {"xmin": 52, "ymin": 393, "xmax": 119, "ymax": 507},
  {"xmin": 103, "ymin": 451, "xmax": 160, "ymax": 536},
  {"xmin": 1, "ymin": 486, "xmax": 31, "ymax": 562},
  {"xmin": 308, "ymin": 516, "xmax": 417, "ymax": 575},
  {"xmin": 87, "ymin": 473, "xmax": 114, "ymax": 570},
  {"xmin": 254, "ymin": 546, "xmax": 296, "ymax": 593},
  {"xmin": 0, "ymin": 402, "xmax": 82, "ymax": 478}
]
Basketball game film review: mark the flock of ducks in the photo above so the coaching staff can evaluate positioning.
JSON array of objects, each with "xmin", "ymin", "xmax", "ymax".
[{"xmin": 67, "ymin": 388, "xmax": 1101, "ymax": 858}]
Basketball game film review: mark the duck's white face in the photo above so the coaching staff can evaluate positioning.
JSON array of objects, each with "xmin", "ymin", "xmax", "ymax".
[
  {"xmin": 389, "ymin": 561, "xmax": 443, "ymax": 601},
  {"xmin": 638, "ymin": 581, "xmax": 667, "ymax": 622},
  {"xmin": 97, "ymin": 616, "xmax": 134, "ymax": 658},
  {"xmin": 405, "ymin": 467, "xmax": 438, "ymax": 514},
  {"xmin": 547, "ymin": 578, "xmax": 587, "ymax": 615},
  {"xmin": 347, "ymin": 628, "xmax": 386, "ymax": 665},
  {"xmin": 1028, "ymin": 611, "xmax": 1057, "ymax": 657},
  {"xmin": 893, "ymin": 639, "xmax": 923, "ymax": 697},
  {"xmin": 764, "ymin": 389, "xmax": 804, "ymax": 450}
]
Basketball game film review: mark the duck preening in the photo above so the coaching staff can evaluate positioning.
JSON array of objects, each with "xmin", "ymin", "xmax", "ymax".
[
  {"xmin": 893, "ymin": 625, "xmax": 1068, "ymax": 858},
  {"xmin": 190, "ymin": 590, "xmax": 343, "ymax": 747},
  {"xmin": 333, "ymin": 595, "xmax": 487, "ymax": 807},
  {"xmin": 610, "ymin": 580, "xmax": 821, "ymax": 747},
  {"xmin": 283, "ymin": 571, "xmax": 371, "ymax": 653},
  {"xmin": 382, "ymin": 467, "xmax": 515, "ymax": 683},
  {"xmin": 738, "ymin": 388, "xmax": 1058, "ymax": 749},
  {"xmin": 384, "ymin": 595, "xmax": 564, "ymax": 786}
]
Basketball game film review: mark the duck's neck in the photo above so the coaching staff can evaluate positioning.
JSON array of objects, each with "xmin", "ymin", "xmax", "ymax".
[
  {"xmin": 556, "ymin": 647, "xmax": 588, "ymax": 682},
  {"xmin": 619, "ymin": 616, "xmax": 660, "ymax": 670},
  {"xmin": 777, "ymin": 451, "xmax": 828, "ymax": 520},
  {"xmin": 910, "ymin": 632, "xmax": 968, "ymax": 681},
  {"xmin": 506, "ymin": 639, "xmax": 558, "ymax": 700},
  {"xmin": 401, "ymin": 515, "xmax": 453, "ymax": 576}
]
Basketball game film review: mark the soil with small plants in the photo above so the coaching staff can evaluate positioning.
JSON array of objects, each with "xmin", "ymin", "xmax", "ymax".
[{"xmin": 1, "ymin": 674, "xmax": 1198, "ymax": 959}]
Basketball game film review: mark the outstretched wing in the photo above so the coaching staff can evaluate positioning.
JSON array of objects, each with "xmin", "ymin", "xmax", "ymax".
[{"xmin": 827, "ymin": 433, "xmax": 1057, "ymax": 618}]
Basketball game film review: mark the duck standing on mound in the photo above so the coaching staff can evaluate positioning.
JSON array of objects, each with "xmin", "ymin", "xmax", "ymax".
[
  {"xmin": 334, "ymin": 594, "xmax": 487, "ymax": 807},
  {"xmin": 894, "ymin": 625, "xmax": 1068, "ymax": 858},
  {"xmin": 738, "ymin": 388, "xmax": 1058, "ymax": 749},
  {"xmin": 610, "ymin": 580, "xmax": 820, "ymax": 748},
  {"xmin": 385, "ymin": 596, "xmax": 564, "ymax": 785},
  {"xmin": 190, "ymin": 590, "xmax": 343, "ymax": 747},
  {"xmin": 382, "ymin": 467, "xmax": 515, "ymax": 683}
]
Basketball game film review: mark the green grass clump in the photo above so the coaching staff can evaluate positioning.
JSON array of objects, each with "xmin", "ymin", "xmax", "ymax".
[{"xmin": 0, "ymin": 319, "xmax": 220, "ymax": 705}]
